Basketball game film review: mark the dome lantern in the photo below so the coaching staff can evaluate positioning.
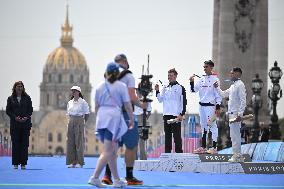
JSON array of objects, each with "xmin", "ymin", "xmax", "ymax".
[{"xmin": 60, "ymin": 5, "xmax": 73, "ymax": 47}]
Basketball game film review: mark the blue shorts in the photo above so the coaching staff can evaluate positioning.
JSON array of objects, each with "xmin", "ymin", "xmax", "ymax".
[
  {"xmin": 119, "ymin": 112, "xmax": 139, "ymax": 149},
  {"xmin": 96, "ymin": 129, "xmax": 113, "ymax": 143}
]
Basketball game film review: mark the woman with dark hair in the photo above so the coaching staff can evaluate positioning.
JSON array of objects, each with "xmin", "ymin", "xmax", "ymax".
[
  {"xmin": 6, "ymin": 81, "xmax": 33, "ymax": 169},
  {"xmin": 88, "ymin": 62, "xmax": 133, "ymax": 187},
  {"xmin": 66, "ymin": 85, "xmax": 90, "ymax": 168}
]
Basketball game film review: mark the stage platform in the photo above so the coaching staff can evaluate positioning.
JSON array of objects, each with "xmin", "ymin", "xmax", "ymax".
[
  {"xmin": 1, "ymin": 156, "xmax": 284, "ymax": 189},
  {"xmin": 134, "ymin": 153, "xmax": 284, "ymax": 174},
  {"xmin": 135, "ymin": 142, "xmax": 284, "ymax": 175}
]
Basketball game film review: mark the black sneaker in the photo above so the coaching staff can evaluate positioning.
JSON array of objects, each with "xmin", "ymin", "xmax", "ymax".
[{"xmin": 125, "ymin": 177, "xmax": 143, "ymax": 185}]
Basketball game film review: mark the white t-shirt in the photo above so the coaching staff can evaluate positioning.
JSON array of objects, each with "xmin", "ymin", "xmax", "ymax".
[
  {"xmin": 119, "ymin": 73, "xmax": 135, "ymax": 88},
  {"xmin": 217, "ymin": 79, "xmax": 246, "ymax": 116},
  {"xmin": 192, "ymin": 75, "xmax": 222, "ymax": 105},
  {"xmin": 67, "ymin": 97, "xmax": 90, "ymax": 116}
]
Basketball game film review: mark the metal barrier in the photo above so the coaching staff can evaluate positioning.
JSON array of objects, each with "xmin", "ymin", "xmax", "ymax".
[{"xmin": 0, "ymin": 134, "xmax": 12, "ymax": 156}]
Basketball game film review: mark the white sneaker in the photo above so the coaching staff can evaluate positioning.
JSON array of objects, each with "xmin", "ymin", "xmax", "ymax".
[
  {"xmin": 88, "ymin": 176, "xmax": 107, "ymax": 188},
  {"xmin": 236, "ymin": 153, "xmax": 245, "ymax": 162},
  {"xmin": 113, "ymin": 179, "xmax": 127, "ymax": 188},
  {"xmin": 228, "ymin": 153, "xmax": 244, "ymax": 163},
  {"xmin": 75, "ymin": 164, "xmax": 83, "ymax": 168},
  {"xmin": 67, "ymin": 164, "xmax": 75, "ymax": 168}
]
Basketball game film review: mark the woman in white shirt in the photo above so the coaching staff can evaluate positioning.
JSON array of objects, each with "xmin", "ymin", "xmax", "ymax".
[
  {"xmin": 88, "ymin": 62, "xmax": 133, "ymax": 187},
  {"xmin": 66, "ymin": 85, "xmax": 90, "ymax": 168}
]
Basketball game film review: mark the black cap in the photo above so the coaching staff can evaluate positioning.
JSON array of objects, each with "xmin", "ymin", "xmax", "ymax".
[{"xmin": 232, "ymin": 67, "xmax": 242, "ymax": 74}]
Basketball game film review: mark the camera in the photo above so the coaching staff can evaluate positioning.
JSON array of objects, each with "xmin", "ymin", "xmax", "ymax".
[
  {"xmin": 137, "ymin": 55, "xmax": 153, "ymax": 140},
  {"xmin": 138, "ymin": 74, "xmax": 153, "ymax": 102}
]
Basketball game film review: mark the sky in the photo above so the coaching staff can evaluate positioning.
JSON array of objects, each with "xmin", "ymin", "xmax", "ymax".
[{"xmin": 0, "ymin": 0, "xmax": 283, "ymax": 118}]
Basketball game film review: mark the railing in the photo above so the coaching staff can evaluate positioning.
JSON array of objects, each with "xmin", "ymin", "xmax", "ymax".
[
  {"xmin": 0, "ymin": 136, "xmax": 12, "ymax": 156},
  {"xmin": 147, "ymin": 137, "xmax": 200, "ymax": 158}
]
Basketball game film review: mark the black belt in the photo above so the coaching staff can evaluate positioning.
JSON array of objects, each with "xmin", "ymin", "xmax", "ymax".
[{"xmin": 199, "ymin": 102, "xmax": 215, "ymax": 106}]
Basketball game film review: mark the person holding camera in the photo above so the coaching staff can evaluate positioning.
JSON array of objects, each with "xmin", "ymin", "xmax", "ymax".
[
  {"xmin": 155, "ymin": 68, "xmax": 187, "ymax": 153},
  {"xmin": 102, "ymin": 54, "xmax": 146, "ymax": 185},
  {"xmin": 189, "ymin": 60, "xmax": 222, "ymax": 154}
]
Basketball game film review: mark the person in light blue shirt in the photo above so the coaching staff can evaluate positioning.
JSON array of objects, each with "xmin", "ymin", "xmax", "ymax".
[
  {"xmin": 102, "ymin": 54, "xmax": 146, "ymax": 186},
  {"xmin": 88, "ymin": 62, "xmax": 133, "ymax": 188}
]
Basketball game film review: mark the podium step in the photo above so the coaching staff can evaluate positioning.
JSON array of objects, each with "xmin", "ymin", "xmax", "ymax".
[{"xmin": 134, "ymin": 153, "xmax": 284, "ymax": 174}]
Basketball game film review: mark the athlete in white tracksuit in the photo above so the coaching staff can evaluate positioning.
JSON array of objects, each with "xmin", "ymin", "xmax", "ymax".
[
  {"xmin": 214, "ymin": 67, "xmax": 246, "ymax": 162},
  {"xmin": 155, "ymin": 68, "xmax": 187, "ymax": 153},
  {"xmin": 190, "ymin": 60, "xmax": 222, "ymax": 150}
]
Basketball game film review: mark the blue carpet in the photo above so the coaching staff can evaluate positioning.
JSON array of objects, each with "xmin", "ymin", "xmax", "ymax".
[{"xmin": 0, "ymin": 156, "xmax": 284, "ymax": 189}]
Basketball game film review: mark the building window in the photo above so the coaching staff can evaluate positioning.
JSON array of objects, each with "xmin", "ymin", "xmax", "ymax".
[
  {"xmin": 46, "ymin": 94, "xmax": 49, "ymax": 105},
  {"xmin": 58, "ymin": 74, "xmax": 62, "ymax": 83},
  {"xmin": 48, "ymin": 74, "xmax": 52, "ymax": 82},
  {"xmin": 95, "ymin": 146, "xmax": 99, "ymax": 152},
  {"xmin": 80, "ymin": 75, "xmax": 84, "ymax": 83},
  {"xmin": 32, "ymin": 137, "xmax": 34, "ymax": 142},
  {"xmin": 48, "ymin": 145, "xmax": 52, "ymax": 150},
  {"xmin": 70, "ymin": 75, "xmax": 74, "ymax": 83},
  {"xmin": 57, "ymin": 94, "xmax": 65, "ymax": 109},
  {"xmin": 57, "ymin": 133, "xmax": 62, "ymax": 142},
  {"xmin": 48, "ymin": 133, "xmax": 53, "ymax": 142},
  {"xmin": 32, "ymin": 145, "xmax": 34, "ymax": 150}
]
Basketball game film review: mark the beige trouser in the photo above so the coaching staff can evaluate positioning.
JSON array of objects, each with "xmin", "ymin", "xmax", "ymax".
[
  {"xmin": 66, "ymin": 116, "xmax": 85, "ymax": 165},
  {"xmin": 229, "ymin": 121, "xmax": 241, "ymax": 154}
]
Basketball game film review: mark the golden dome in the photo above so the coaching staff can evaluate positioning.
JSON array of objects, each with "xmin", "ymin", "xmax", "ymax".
[
  {"xmin": 44, "ymin": 5, "xmax": 87, "ymax": 70},
  {"xmin": 45, "ymin": 46, "xmax": 87, "ymax": 70}
]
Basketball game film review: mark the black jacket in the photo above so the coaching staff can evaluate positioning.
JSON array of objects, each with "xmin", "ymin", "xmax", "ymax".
[{"xmin": 6, "ymin": 94, "xmax": 33, "ymax": 129}]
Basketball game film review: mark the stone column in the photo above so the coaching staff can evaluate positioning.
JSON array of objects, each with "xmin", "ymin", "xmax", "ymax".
[{"xmin": 212, "ymin": 0, "xmax": 268, "ymax": 123}]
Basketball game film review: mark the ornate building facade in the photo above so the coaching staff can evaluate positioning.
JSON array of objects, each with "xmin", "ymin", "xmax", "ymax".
[
  {"xmin": 0, "ymin": 6, "xmax": 100, "ymax": 156},
  {"xmin": 40, "ymin": 7, "xmax": 91, "ymax": 111},
  {"xmin": 0, "ymin": 6, "xmax": 193, "ymax": 157}
]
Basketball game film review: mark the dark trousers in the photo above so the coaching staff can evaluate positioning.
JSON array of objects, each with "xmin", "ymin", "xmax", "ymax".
[
  {"xmin": 10, "ymin": 126, "xmax": 30, "ymax": 165},
  {"xmin": 163, "ymin": 115, "xmax": 183, "ymax": 153}
]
